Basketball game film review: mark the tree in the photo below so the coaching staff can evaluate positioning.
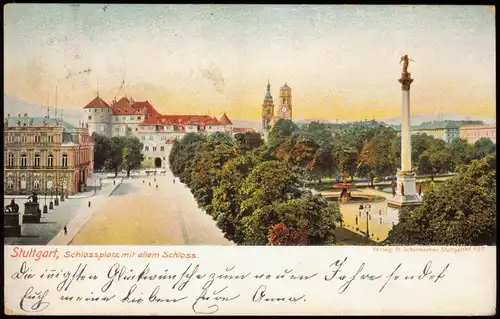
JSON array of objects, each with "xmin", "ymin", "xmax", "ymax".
[
  {"xmin": 239, "ymin": 161, "xmax": 301, "ymax": 218},
  {"xmin": 234, "ymin": 132, "xmax": 263, "ymax": 151},
  {"xmin": 209, "ymin": 153, "xmax": 257, "ymax": 243},
  {"xmin": 92, "ymin": 133, "xmax": 111, "ymax": 171},
  {"xmin": 334, "ymin": 142, "xmax": 358, "ymax": 180},
  {"xmin": 357, "ymin": 133, "xmax": 396, "ymax": 186},
  {"xmin": 446, "ymin": 138, "xmax": 474, "ymax": 171},
  {"xmin": 387, "ymin": 154, "xmax": 496, "ymax": 245},
  {"xmin": 241, "ymin": 192, "xmax": 339, "ymax": 245},
  {"xmin": 411, "ymin": 134, "xmax": 435, "ymax": 169},
  {"xmin": 105, "ymin": 136, "xmax": 125, "ymax": 177},
  {"xmin": 168, "ymin": 133, "xmax": 206, "ymax": 182},
  {"xmin": 122, "ymin": 136, "xmax": 144, "ymax": 177},
  {"xmin": 142, "ymin": 157, "xmax": 154, "ymax": 169},
  {"xmin": 188, "ymin": 135, "xmax": 237, "ymax": 208},
  {"xmin": 268, "ymin": 119, "xmax": 298, "ymax": 147},
  {"xmin": 268, "ymin": 223, "xmax": 308, "ymax": 246},
  {"xmin": 472, "ymin": 138, "xmax": 496, "ymax": 160}
]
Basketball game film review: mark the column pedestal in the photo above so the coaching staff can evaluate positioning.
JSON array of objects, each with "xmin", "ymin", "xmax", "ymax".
[
  {"xmin": 386, "ymin": 172, "xmax": 423, "ymax": 224},
  {"xmin": 22, "ymin": 202, "xmax": 41, "ymax": 224},
  {"xmin": 4, "ymin": 211, "xmax": 21, "ymax": 237}
]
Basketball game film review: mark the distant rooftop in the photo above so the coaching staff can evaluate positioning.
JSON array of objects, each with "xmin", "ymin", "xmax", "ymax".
[
  {"xmin": 412, "ymin": 121, "xmax": 461, "ymax": 130},
  {"xmin": 5, "ymin": 115, "xmax": 79, "ymax": 132}
]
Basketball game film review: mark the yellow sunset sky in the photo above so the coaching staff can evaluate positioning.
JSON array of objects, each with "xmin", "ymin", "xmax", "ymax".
[{"xmin": 3, "ymin": 4, "xmax": 496, "ymax": 121}]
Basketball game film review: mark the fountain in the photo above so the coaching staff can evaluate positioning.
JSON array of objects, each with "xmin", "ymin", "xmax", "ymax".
[{"xmin": 333, "ymin": 172, "xmax": 356, "ymax": 203}]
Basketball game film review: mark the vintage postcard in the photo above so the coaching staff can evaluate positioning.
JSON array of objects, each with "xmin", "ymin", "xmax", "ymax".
[{"xmin": 3, "ymin": 4, "xmax": 496, "ymax": 315}]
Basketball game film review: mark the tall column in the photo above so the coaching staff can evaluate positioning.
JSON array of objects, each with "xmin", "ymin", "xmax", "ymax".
[
  {"xmin": 386, "ymin": 61, "xmax": 422, "ymax": 226},
  {"xmin": 399, "ymin": 74, "xmax": 413, "ymax": 173}
]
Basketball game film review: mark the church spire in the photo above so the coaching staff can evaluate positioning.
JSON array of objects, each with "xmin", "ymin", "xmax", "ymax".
[{"xmin": 265, "ymin": 78, "xmax": 272, "ymax": 100}]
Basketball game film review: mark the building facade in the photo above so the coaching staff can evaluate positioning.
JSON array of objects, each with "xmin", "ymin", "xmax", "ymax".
[
  {"xmin": 460, "ymin": 124, "xmax": 496, "ymax": 144},
  {"xmin": 410, "ymin": 121, "xmax": 461, "ymax": 143},
  {"xmin": 83, "ymin": 95, "xmax": 235, "ymax": 169},
  {"xmin": 4, "ymin": 114, "xmax": 93, "ymax": 196}
]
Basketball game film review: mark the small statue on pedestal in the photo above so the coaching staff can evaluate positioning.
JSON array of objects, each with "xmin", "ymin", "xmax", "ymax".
[{"xmin": 28, "ymin": 192, "xmax": 39, "ymax": 204}]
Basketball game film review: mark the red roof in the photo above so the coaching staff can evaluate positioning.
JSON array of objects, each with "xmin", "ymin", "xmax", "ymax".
[
  {"xmin": 83, "ymin": 96, "xmax": 110, "ymax": 109},
  {"xmin": 219, "ymin": 113, "xmax": 233, "ymax": 125}
]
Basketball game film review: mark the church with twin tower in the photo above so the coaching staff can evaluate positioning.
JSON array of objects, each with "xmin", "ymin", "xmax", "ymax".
[{"xmin": 261, "ymin": 80, "xmax": 292, "ymax": 139}]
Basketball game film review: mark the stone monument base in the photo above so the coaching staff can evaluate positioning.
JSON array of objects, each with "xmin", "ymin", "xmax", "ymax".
[
  {"xmin": 4, "ymin": 213, "xmax": 21, "ymax": 237},
  {"xmin": 23, "ymin": 202, "xmax": 41, "ymax": 224},
  {"xmin": 386, "ymin": 172, "xmax": 422, "ymax": 225}
]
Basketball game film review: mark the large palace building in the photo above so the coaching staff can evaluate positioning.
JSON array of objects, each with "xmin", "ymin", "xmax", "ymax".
[
  {"xmin": 83, "ymin": 95, "xmax": 235, "ymax": 169},
  {"xmin": 4, "ymin": 114, "xmax": 93, "ymax": 196}
]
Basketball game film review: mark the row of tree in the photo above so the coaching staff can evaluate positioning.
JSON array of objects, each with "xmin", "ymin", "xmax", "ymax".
[
  {"xmin": 92, "ymin": 134, "xmax": 144, "ymax": 177},
  {"xmin": 169, "ymin": 131, "xmax": 341, "ymax": 246},
  {"xmin": 266, "ymin": 119, "xmax": 496, "ymax": 185}
]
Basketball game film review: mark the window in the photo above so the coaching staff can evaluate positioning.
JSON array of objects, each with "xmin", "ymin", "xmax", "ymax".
[
  {"xmin": 48, "ymin": 135, "xmax": 53, "ymax": 143},
  {"xmin": 33, "ymin": 180, "xmax": 40, "ymax": 190},
  {"xmin": 47, "ymin": 154, "xmax": 54, "ymax": 167},
  {"xmin": 141, "ymin": 136, "xmax": 145, "ymax": 140},
  {"xmin": 137, "ymin": 116, "xmax": 142, "ymax": 120},
  {"xmin": 88, "ymin": 116, "xmax": 92, "ymax": 120},
  {"xmin": 94, "ymin": 109, "xmax": 97, "ymax": 112},
  {"xmin": 145, "ymin": 146, "xmax": 149, "ymax": 151},
  {"xmin": 100, "ymin": 116, "xmax": 104, "ymax": 121},
  {"xmin": 160, "ymin": 146, "xmax": 164, "ymax": 152},
  {"xmin": 153, "ymin": 147, "xmax": 157, "ymax": 152},
  {"xmin": 21, "ymin": 153, "xmax": 28, "ymax": 168},
  {"xmin": 34, "ymin": 153, "xmax": 40, "ymax": 167},
  {"xmin": 8, "ymin": 135, "xmax": 14, "ymax": 143},
  {"xmin": 22, "ymin": 135, "xmax": 27, "ymax": 143},
  {"xmin": 130, "ymin": 117, "xmax": 134, "ymax": 120},
  {"xmin": 7, "ymin": 180, "xmax": 14, "ymax": 189},
  {"xmin": 101, "ymin": 109, "xmax": 104, "ymax": 112},
  {"xmin": 135, "ymin": 128, "xmax": 138, "ymax": 131},
  {"xmin": 62, "ymin": 154, "xmax": 68, "ymax": 168},
  {"xmin": 7, "ymin": 153, "xmax": 14, "ymax": 167},
  {"xmin": 100, "ymin": 126, "xmax": 105, "ymax": 132}
]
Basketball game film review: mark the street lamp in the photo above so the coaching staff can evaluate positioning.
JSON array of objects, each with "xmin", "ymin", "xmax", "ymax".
[
  {"xmin": 43, "ymin": 191, "xmax": 48, "ymax": 214},
  {"xmin": 54, "ymin": 174, "xmax": 59, "ymax": 206},
  {"xmin": 364, "ymin": 204, "xmax": 371, "ymax": 240}
]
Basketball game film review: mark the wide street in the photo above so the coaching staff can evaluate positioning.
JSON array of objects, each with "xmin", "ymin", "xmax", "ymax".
[{"xmin": 68, "ymin": 170, "xmax": 234, "ymax": 246}]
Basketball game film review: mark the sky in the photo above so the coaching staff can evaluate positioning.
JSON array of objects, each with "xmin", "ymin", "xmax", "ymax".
[{"xmin": 3, "ymin": 4, "xmax": 496, "ymax": 121}]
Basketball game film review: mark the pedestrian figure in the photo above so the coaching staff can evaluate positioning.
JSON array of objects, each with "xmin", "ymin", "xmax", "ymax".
[
  {"xmin": 380, "ymin": 217, "xmax": 382, "ymax": 224},
  {"xmin": 64, "ymin": 226, "xmax": 67, "ymax": 235},
  {"xmin": 355, "ymin": 215, "xmax": 358, "ymax": 225},
  {"xmin": 401, "ymin": 183, "xmax": 405, "ymax": 196},
  {"xmin": 379, "ymin": 209, "xmax": 382, "ymax": 216},
  {"xmin": 417, "ymin": 183, "xmax": 422, "ymax": 196},
  {"xmin": 156, "ymin": 185, "xmax": 158, "ymax": 189},
  {"xmin": 173, "ymin": 179, "xmax": 175, "ymax": 184},
  {"xmin": 391, "ymin": 180, "xmax": 396, "ymax": 197},
  {"xmin": 143, "ymin": 180, "xmax": 145, "ymax": 183},
  {"xmin": 88, "ymin": 201, "xmax": 91, "ymax": 208},
  {"xmin": 154, "ymin": 178, "xmax": 156, "ymax": 182},
  {"xmin": 113, "ymin": 180, "xmax": 116, "ymax": 185},
  {"xmin": 149, "ymin": 182, "xmax": 151, "ymax": 186}
]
